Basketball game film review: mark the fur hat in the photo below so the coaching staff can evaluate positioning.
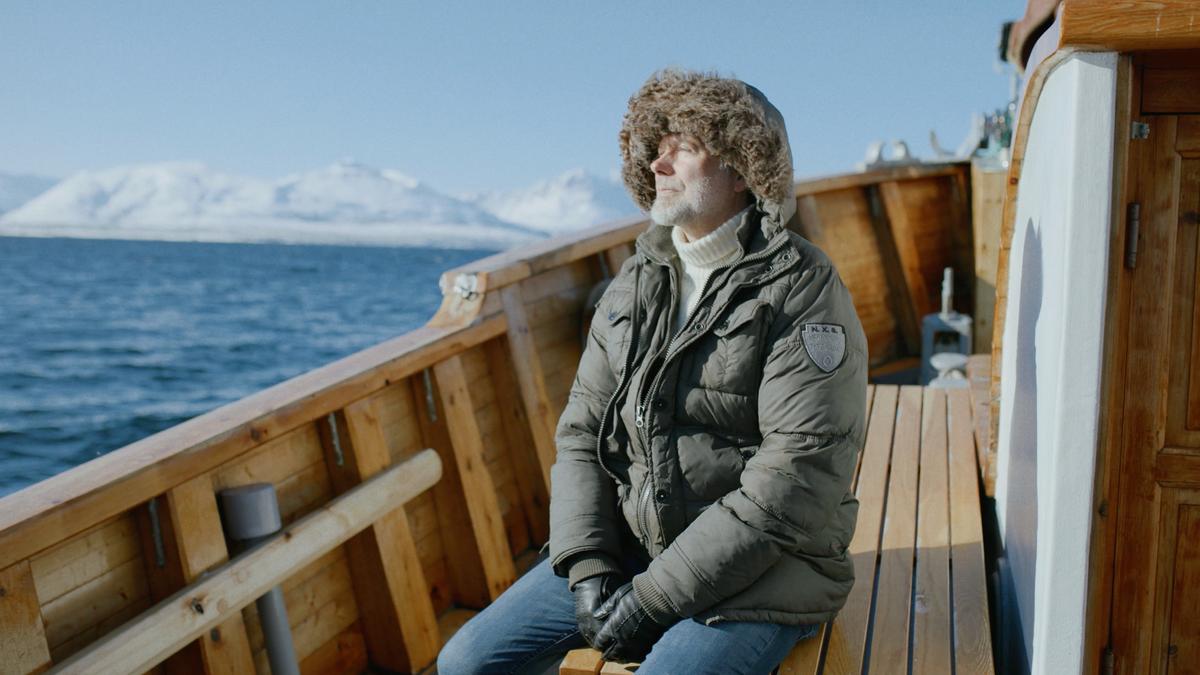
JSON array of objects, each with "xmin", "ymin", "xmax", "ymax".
[{"xmin": 618, "ymin": 69, "xmax": 796, "ymax": 226}]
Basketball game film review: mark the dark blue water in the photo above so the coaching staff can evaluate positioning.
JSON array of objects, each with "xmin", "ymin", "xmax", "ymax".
[{"xmin": 0, "ymin": 237, "xmax": 495, "ymax": 497}]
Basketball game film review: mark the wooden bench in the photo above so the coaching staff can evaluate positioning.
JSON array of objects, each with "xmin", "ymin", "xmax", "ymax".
[{"xmin": 560, "ymin": 385, "xmax": 995, "ymax": 674}]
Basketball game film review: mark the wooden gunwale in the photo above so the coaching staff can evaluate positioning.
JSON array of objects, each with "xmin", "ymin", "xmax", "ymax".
[
  {"xmin": 0, "ymin": 319, "xmax": 499, "ymax": 573},
  {"xmin": 1059, "ymin": 0, "xmax": 1200, "ymax": 54},
  {"xmin": 50, "ymin": 449, "xmax": 442, "ymax": 674}
]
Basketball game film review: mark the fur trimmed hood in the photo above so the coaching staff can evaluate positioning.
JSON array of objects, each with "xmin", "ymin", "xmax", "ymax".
[{"xmin": 619, "ymin": 69, "xmax": 797, "ymax": 233}]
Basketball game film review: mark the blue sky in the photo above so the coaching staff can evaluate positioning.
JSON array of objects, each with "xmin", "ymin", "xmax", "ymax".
[{"xmin": 1, "ymin": 2, "xmax": 1019, "ymax": 195}]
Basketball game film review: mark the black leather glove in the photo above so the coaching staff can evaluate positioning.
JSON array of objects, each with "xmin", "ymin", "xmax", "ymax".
[
  {"xmin": 573, "ymin": 573, "xmax": 623, "ymax": 647},
  {"xmin": 591, "ymin": 582, "xmax": 669, "ymax": 663}
]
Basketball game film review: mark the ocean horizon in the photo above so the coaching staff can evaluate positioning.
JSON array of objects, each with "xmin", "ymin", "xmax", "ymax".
[{"xmin": 0, "ymin": 235, "xmax": 495, "ymax": 497}]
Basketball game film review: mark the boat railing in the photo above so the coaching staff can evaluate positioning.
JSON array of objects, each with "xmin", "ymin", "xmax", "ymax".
[{"xmin": 49, "ymin": 450, "xmax": 443, "ymax": 674}]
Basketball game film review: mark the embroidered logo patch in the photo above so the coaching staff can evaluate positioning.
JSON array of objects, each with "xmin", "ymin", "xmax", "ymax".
[{"xmin": 802, "ymin": 323, "xmax": 846, "ymax": 373}]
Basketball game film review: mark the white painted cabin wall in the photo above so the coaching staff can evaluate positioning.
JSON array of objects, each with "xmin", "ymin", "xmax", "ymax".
[{"xmin": 994, "ymin": 51, "xmax": 1117, "ymax": 675}]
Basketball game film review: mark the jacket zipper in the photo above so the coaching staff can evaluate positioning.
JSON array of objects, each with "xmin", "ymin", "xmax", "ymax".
[
  {"xmin": 635, "ymin": 236, "xmax": 793, "ymax": 433},
  {"xmin": 594, "ymin": 258, "xmax": 642, "ymax": 478},
  {"xmin": 631, "ymin": 237, "xmax": 795, "ymax": 545},
  {"xmin": 635, "ymin": 479, "xmax": 653, "ymax": 544}
]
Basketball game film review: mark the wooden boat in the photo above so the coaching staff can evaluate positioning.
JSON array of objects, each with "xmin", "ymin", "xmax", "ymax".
[
  {"xmin": 1, "ymin": 2, "xmax": 1196, "ymax": 673},
  {"xmin": 0, "ymin": 157, "xmax": 992, "ymax": 675}
]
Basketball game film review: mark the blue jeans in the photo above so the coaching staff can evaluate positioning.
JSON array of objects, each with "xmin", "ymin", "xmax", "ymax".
[{"xmin": 437, "ymin": 556, "xmax": 818, "ymax": 675}]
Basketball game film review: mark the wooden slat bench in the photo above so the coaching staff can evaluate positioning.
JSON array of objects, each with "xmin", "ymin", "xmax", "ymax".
[{"xmin": 560, "ymin": 385, "xmax": 994, "ymax": 675}]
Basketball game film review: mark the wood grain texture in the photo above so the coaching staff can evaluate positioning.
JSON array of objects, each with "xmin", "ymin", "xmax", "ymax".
[
  {"xmin": 796, "ymin": 188, "xmax": 903, "ymax": 364},
  {"xmin": 326, "ymin": 396, "xmax": 440, "ymax": 672},
  {"xmin": 966, "ymin": 354, "xmax": 995, "ymax": 497},
  {"xmin": 158, "ymin": 475, "xmax": 256, "ymax": 674},
  {"xmin": 560, "ymin": 648, "xmax": 603, "ymax": 675},
  {"xmin": 0, "ymin": 560, "xmax": 51, "ymax": 674},
  {"xmin": 502, "ymin": 284, "xmax": 559, "ymax": 488},
  {"xmin": 1060, "ymin": 0, "xmax": 1200, "ymax": 52},
  {"xmin": 410, "ymin": 375, "xmax": 492, "ymax": 609},
  {"xmin": 793, "ymin": 162, "xmax": 965, "ymax": 197},
  {"xmin": 42, "ymin": 555, "xmax": 150, "ymax": 657},
  {"xmin": 947, "ymin": 390, "xmax": 993, "ymax": 674},
  {"xmin": 866, "ymin": 385, "xmax": 921, "ymax": 673},
  {"xmin": 296, "ymin": 627, "xmax": 366, "ymax": 675},
  {"xmin": 485, "ymin": 337, "xmax": 551, "ymax": 545},
  {"xmin": 50, "ymin": 450, "xmax": 441, "ymax": 675},
  {"xmin": 1111, "ymin": 115, "xmax": 1180, "ymax": 674},
  {"xmin": 913, "ymin": 388, "xmax": 952, "ymax": 675},
  {"xmin": 1166, "ymin": 503, "xmax": 1200, "ymax": 670},
  {"xmin": 970, "ymin": 161, "xmax": 1005, "ymax": 354},
  {"xmin": 1142, "ymin": 68, "xmax": 1200, "ymax": 114},
  {"xmin": 1168, "ymin": 158, "xmax": 1200, "ymax": 443},
  {"xmin": 433, "ymin": 355, "xmax": 518, "ymax": 600},
  {"xmin": 30, "ymin": 515, "xmax": 139, "ymax": 607},
  {"xmin": 241, "ymin": 549, "xmax": 342, "ymax": 653}
]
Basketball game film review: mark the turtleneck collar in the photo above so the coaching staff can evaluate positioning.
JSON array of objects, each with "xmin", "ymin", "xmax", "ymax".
[{"xmin": 671, "ymin": 205, "xmax": 750, "ymax": 269}]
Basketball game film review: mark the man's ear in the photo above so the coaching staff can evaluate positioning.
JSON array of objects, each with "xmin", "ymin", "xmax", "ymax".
[{"xmin": 733, "ymin": 174, "xmax": 748, "ymax": 193}]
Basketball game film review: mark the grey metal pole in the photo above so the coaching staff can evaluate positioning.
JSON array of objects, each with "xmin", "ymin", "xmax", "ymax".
[{"xmin": 219, "ymin": 483, "xmax": 300, "ymax": 675}]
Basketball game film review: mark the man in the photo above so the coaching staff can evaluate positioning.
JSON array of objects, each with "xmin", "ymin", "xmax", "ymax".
[{"xmin": 439, "ymin": 68, "xmax": 867, "ymax": 674}]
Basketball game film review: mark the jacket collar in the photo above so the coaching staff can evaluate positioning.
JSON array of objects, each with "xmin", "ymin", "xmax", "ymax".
[{"xmin": 636, "ymin": 204, "xmax": 792, "ymax": 268}]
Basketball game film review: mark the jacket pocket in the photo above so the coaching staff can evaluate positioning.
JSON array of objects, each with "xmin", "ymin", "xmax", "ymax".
[
  {"xmin": 708, "ymin": 299, "xmax": 771, "ymax": 393},
  {"xmin": 599, "ymin": 298, "xmax": 633, "ymax": 374},
  {"xmin": 676, "ymin": 431, "xmax": 746, "ymax": 503},
  {"xmin": 712, "ymin": 299, "xmax": 770, "ymax": 338}
]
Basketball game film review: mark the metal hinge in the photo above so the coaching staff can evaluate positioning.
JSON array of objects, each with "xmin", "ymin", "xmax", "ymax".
[
  {"xmin": 1125, "ymin": 203, "xmax": 1140, "ymax": 269},
  {"xmin": 1102, "ymin": 644, "xmax": 1114, "ymax": 675},
  {"xmin": 1132, "ymin": 121, "xmax": 1150, "ymax": 140}
]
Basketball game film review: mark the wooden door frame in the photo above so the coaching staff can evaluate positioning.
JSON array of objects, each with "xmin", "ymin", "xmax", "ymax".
[
  {"xmin": 1082, "ymin": 51, "xmax": 1135, "ymax": 675},
  {"xmin": 1085, "ymin": 50, "xmax": 1200, "ymax": 674}
]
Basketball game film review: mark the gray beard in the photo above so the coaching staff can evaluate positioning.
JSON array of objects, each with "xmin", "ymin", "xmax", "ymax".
[{"xmin": 650, "ymin": 176, "xmax": 714, "ymax": 227}]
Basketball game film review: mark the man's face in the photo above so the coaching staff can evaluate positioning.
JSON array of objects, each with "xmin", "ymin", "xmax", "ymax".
[{"xmin": 649, "ymin": 134, "xmax": 747, "ymax": 231}]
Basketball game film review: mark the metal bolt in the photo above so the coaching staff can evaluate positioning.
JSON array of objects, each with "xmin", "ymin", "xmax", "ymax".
[
  {"xmin": 1168, "ymin": 645, "xmax": 1178, "ymax": 657},
  {"xmin": 0, "ymin": 586, "xmax": 7, "ymax": 597},
  {"xmin": 191, "ymin": 598, "xmax": 205, "ymax": 614},
  {"xmin": 210, "ymin": 628, "xmax": 221, "ymax": 642}
]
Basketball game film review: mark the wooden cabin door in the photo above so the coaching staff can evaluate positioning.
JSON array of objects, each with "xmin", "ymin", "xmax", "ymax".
[{"xmin": 1109, "ymin": 93, "xmax": 1200, "ymax": 672}]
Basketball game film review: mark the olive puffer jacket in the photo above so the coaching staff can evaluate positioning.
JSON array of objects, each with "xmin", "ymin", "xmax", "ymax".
[{"xmin": 548, "ymin": 205, "xmax": 868, "ymax": 626}]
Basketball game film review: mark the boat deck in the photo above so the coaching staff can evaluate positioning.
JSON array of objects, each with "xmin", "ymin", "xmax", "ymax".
[{"xmin": 560, "ymin": 384, "xmax": 994, "ymax": 675}]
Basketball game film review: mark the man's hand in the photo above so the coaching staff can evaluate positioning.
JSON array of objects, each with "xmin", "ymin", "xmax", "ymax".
[
  {"xmin": 592, "ymin": 582, "xmax": 670, "ymax": 663},
  {"xmin": 573, "ymin": 573, "xmax": 623, "ymax": 647}
]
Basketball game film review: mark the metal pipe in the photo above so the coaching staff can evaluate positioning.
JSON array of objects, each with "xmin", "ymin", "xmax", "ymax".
[{"xmin": 219, "ymin": 483, "xmax": 300, "ymax": 675}]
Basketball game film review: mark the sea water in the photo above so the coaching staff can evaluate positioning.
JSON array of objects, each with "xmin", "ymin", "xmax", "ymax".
[{"xmin": 0, "ymin": 236, "xmax": 495, "ymax": 496}]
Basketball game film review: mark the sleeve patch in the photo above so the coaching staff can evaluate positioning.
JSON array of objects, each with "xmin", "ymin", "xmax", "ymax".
[{"xmin": 801, "ymin": 323, "xmax": 846, "ymax": 373}]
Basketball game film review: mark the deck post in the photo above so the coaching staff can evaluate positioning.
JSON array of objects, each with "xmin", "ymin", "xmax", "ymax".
[
  {"xmin": 322, "ymin": 397, "xmax": 442, "ymax": 673},
  {"xmin": 0, "ymin": 560, "xmax": 52, "ymax": 673},
  {"xmin": 140, "ymin": 475, "xmax": 257, "ymax": 674},
  {"xmin": 409, "ymin": 374, "xmax": 493, "ymax": 608},
  {"xmin": 433, "ymin": 354, "xmax": 518, "ymax": 600},
  {"xmin": 500, "ymin": 284, "xmax": 559, "ymax": 490}
]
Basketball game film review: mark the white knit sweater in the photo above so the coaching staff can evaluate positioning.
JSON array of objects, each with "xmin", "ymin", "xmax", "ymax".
[{"xmin": 670, "ymin": 207, "xmax": 748, "ymax": 334}]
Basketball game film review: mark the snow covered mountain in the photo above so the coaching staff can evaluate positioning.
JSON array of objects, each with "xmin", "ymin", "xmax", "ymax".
[
  {"xmin": 0, "ymin": 172, "xmax": 57, "ymax": 214},
  {"xmin": 467, "ymin": 168, "xmax": 640, "ymax": 235},
  {"xmin": 0, "ymin": 162, "xmax": 643, "ymax": 249},
  {"xmin": 0, "ymin": 161, "xmax": 545, "ymax": 249}
]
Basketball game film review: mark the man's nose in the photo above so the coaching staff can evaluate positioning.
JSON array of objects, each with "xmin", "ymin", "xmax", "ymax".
[{"xmin": 650, "ymin": 154, "xmax": 672, "ymax": 175}]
